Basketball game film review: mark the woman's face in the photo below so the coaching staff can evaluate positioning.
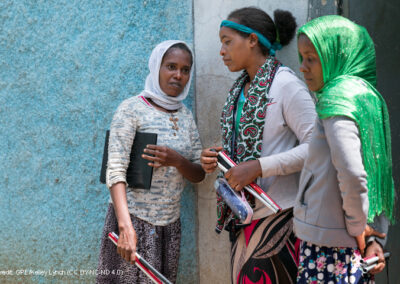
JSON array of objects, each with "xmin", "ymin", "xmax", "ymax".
[
  {"xmin": 159, "ymin": 48, "xmax": 192, "ymax": 97},
  {"xmin": 298, "ymin": 34, "xmax": 324, "ymax": 92},
  {"xmin": 219, "ymin": 26, "xmax": 252, "ymax": 72}
]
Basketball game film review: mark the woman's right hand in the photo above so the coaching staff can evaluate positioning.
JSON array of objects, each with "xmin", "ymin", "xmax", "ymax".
[
  {"xmin": 117, "ymin": 224, "xmax": 137, "ymax": 264},
  {"xmin": 200, "ymin": 146, "xmax": 223, "ymax": 173},
  {"xmin": 109, "ymin": 182, "xmax": 138, "ymax": 264}
]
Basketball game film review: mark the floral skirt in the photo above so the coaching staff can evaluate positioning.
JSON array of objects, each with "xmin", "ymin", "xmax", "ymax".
[
  {"xmin": 296, "ymin": 241, "xmax": 373, "ymax": 284},
  {"xmin": 96, "ymin": 204, "xmax": 181, "ymax": 284}
]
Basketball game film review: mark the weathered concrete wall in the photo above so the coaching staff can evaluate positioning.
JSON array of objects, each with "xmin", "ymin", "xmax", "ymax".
[
  {"xmin": 346, "ymin": 2, "xmax": 400, "ymax": 283},
  {"xmin": 307, "ymin": 0, "xmax": 347, "ymax": 20},
  {"xmin": 0, "ymin": 1, "xmax": 197, "ymax": 283},
  {"xmin": 193, "ymin": 1, "xmax": 308, "ymax": 282}
]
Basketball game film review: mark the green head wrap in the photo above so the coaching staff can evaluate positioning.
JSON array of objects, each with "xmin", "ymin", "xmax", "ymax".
[{"xmin": 298, "ymin": 15, "xmax": 395, "ymax": 223}]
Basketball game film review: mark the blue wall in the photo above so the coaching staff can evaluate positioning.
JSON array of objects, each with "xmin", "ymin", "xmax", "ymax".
[{"xmin": 0, "ymin": 1, "xmax": 197, "ymax": 283}]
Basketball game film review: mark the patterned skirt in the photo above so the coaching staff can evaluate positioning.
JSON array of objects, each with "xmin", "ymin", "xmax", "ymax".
[
  {"xmin": 231, "ymin": 208, "xmax": 300, "ymax": 284},
  {"xmin": 296, "ymin": 241, "xmax": 373, "ymax": 283},
  {"xmin": 96, "ymin": 204, "xmax": 181, "ymax": 284}
]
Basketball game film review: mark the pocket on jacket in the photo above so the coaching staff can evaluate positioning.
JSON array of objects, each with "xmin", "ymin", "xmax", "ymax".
[{"xmin": 298, "ymin": 168, "xmax": 313, "ymax": 205}]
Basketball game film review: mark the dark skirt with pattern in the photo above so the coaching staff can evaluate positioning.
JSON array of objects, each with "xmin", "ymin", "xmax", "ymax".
[
  {"xmin": 297, "ymin": 241, "xmax": 373, "ymax": 284},
  {"xmin": 231, "ymin": 208, "xmax": 300, "ymax": 284},
  {"xmin": 96, "ymin": 204, "xmax": 181, "ymax": 284}
]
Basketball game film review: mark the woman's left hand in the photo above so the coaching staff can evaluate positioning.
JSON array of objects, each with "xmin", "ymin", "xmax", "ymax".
[
  {"xmin": 142, "ymin": 144, "xmax": 182, "ymax": 168},
  {"xmin": 224, "ymin": 160, "xmax": 262, "ymax": 191},
  {"xmin": 354, "ymin": 225, "xmax": 386, "ymax": 256}
]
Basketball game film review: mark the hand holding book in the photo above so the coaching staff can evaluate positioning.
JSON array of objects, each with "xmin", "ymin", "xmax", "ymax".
[
  {"xmin": 100, "ymin": 130, "xmax": 157, "ymax": 189},
  {"xmin": 142, "ymin": 144, "xmax": 185, "ymax": 168}
]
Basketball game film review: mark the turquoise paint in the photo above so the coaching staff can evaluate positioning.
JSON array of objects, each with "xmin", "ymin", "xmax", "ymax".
[{"xmin": 0, "ymin": 1, "xmax": 197, "ymax": 283}]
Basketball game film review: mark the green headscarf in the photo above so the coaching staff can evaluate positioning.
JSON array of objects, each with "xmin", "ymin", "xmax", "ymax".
[{"xmin": 298, "ymin": 15, "xmax": 395, "ymax": 223}]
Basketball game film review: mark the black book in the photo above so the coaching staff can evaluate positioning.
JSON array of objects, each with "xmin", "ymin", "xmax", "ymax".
[{"xmin": 100, "ymin": 130, "xmax": 157, "ymax": 189}]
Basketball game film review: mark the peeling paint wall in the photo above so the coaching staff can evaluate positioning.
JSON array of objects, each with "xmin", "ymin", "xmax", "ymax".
[{"xmin": 0, "ymin": 1, "xmax": 197, "ymax": 283}]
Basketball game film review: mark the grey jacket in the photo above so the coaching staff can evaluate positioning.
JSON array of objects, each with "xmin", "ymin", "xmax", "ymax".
[
  {"xmin": 255, "ymin": 67, "xmax": 316, "ymax": 219},
  {"xmin": 294, "ymin": 116, "xmax": 369, "ymax": 247}
]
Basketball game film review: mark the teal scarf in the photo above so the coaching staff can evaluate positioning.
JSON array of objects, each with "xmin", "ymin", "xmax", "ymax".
[{"xmin": 298, "ymin": 15, "xmax": 395, "ymax": 222}]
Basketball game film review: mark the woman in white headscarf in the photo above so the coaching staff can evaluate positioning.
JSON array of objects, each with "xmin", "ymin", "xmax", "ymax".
[{"xmin": 97, "ymin": 40, "xmax": 205, "ymax": 284}]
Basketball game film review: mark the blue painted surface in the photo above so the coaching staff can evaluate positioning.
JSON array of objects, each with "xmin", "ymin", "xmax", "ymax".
[{"xmin": 0, "ymin": 1, "xmax": 197, "ymax": 283}]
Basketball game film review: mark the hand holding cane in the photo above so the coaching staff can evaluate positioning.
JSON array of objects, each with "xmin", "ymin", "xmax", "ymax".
[
  {"xmin": 108, "ymin": 232, "xmax": 173, "ymax": 284},
  {"xmin": 200, "ymin": 147, "xmax": 223, "ymax": 173},
  {"xmin": 214, "ymin": 150, "xmax": 281, "ymax": 213},
  {"xmin": 361, "ymin": 252, "xmax": 390, "ymax": 274}
]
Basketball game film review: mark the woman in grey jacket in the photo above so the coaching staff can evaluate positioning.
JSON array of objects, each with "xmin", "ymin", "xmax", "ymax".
[
  {"xmin": 201, "ymin": 7, "xmax": 316, "ymax": 284},
  {"xmin": 293, "ymin": 16, "xmax": 395, "ymax": 283}
]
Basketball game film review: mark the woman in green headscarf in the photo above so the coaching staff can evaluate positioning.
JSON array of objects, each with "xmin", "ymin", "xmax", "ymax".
[{"xmin": 293, "ymin": 15, "xmax": 394, "ymax": 282}]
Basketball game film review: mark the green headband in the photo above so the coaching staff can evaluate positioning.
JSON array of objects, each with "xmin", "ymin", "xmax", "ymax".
[{"xmin": 220, "ymin": 20, "xmax": 282, "ymax": 55}]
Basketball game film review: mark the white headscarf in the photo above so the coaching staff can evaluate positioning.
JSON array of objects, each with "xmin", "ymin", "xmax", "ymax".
[{"xmin": 141, "ymin": 40, "xmax": 194, "ymax": 110}]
